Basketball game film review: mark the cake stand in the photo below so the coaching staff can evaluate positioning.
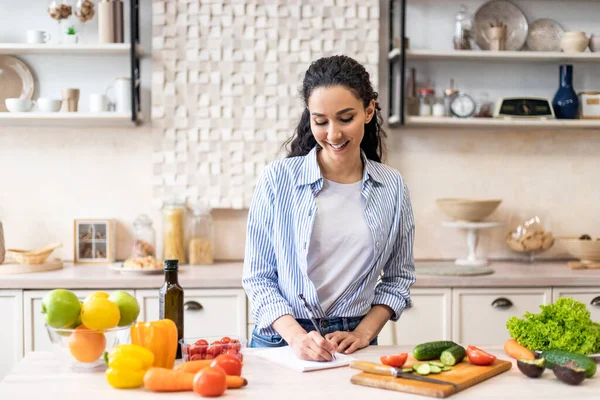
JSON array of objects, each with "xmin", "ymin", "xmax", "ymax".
[{"xmin": 442, "ymin": 221, "xmax": 503, "ymax": 267}]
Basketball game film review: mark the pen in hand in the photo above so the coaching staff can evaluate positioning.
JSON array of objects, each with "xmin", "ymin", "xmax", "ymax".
[{"xmin": 298, "ymin": 294, "xmax": 337, "ymax": 361}]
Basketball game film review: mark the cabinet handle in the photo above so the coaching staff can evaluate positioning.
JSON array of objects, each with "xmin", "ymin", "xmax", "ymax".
[
  {"xmin": 184, "ymin": 301, "xmax": 203, "ymax": 311},
  {"xmin": 591, "ymin": 296, "xmax": 600, "ymax": 307},
  {"xmin": 491, "ymin": 298, "xmax": 513, "ymax": 309}
]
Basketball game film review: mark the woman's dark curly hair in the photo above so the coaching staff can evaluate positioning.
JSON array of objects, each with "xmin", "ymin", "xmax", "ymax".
[{"xmin": 284, "ymin": 55, "xmax": 386, "ymax": 162}]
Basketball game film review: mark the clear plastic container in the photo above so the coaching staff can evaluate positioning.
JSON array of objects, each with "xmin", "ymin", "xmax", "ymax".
[
  {"xmin": 162, "ymin": 198, "xmax": 186, "ymax": 264},
  {"xmin": 188, "ymin": 205, "xmax": 214, "ymax": 265},
  {"xmin": 453, "ymin": 4, "xmax": 473, "ymax": 50},
  {"xmin": 131, "ymin": 214, "xmax": 156, "ymax": 258}
]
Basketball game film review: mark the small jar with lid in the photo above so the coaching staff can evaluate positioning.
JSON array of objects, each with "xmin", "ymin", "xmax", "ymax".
[
  {"xmin": 162, "ymin": 197, "xmax": 186, "ymax": 264},
  {"xmin": 444, "ymin": 88, "xmax": 459, "ymax": 117},
  {"xmin": 188, "ymin": 205, "xmax": 214, "ymax": 265},
  {"xmin": 131, "ymin": 214, "xmax": 156, "ymax": 258},
  {"xmin": 419, "ymin": 88, "xmax": 435, "ymax": 116}
]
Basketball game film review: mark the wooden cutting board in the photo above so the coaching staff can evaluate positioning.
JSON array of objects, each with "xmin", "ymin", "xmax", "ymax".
[
  {"xmin": 351, "ymin": 357, "xmax": 512, "ymax": 398},
  {"xmin": 0, "ymin": 259, "xmax": 63, "ymax": 275},
  {"xmin": 569, "ymin": 261, "xmax": 600, "ymax": 269}
]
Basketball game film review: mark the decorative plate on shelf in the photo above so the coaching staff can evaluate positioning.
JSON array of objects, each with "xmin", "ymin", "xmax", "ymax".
[
  {"xmin": 474, "ymin": 0, "xmax": 529, "ymax": 51},
  {"xmin": 526, "ymin": 18, "xmax": 564, "ymax": 52},
  {"xmin": 0, "ymin": 56, "xmax": 34, "ymax": 112}
]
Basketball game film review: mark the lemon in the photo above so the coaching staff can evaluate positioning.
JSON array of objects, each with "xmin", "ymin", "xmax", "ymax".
[
  {"xmin": 81, "ymin": 298, "xmax": 121, "ymax": 330},
  {"xmin": 84, "ymin": 291, "xmax": 110, "ymax": 304}
]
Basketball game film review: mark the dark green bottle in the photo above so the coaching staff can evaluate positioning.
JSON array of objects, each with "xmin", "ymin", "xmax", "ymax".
[{"xmin": 159, "ymin": 259, "xmax": 184, "ymax": 359}]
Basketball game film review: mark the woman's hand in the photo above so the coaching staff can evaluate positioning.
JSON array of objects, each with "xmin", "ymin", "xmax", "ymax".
[
  {"xmin": 325, "ymin": 331, "xmax": 370, "ymax": 354},
  {"xmin": 290, "ymin": 331, "xmax": 337, "ymax": 362}
]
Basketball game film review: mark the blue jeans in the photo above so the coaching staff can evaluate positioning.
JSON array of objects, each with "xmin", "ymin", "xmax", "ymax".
[{"xmin": 249, "ymin": 315, "xmax": 378, "ymax": 348}]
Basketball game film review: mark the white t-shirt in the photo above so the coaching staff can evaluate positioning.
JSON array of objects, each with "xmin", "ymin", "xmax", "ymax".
[{"xmin": 306, "ymin": 179, "xmax": 374, "ymax": 314}]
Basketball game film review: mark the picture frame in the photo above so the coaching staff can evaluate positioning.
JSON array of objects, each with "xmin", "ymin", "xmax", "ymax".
[{"xmin": 73, "ymin": 219, "xmax": 116, "ymax": 264}]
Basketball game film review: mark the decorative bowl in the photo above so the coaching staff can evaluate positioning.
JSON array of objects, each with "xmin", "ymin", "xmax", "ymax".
[
  {"xmin": 436, "ymin": 199, "xmax": 502, "ymax": 222},
  {"xmin": 560, "ymin": 237, "xmax": 600, "ymax": 263}
]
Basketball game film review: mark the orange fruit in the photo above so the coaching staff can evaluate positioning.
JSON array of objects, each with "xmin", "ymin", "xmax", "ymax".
[{"xmin": 68, "ymin": 325, "xmax": 106, "ymax": 363}]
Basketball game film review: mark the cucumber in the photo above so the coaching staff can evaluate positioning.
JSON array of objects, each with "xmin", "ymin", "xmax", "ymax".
[
  {"xmin": 429, "ymin": 361, "xmax": 445, "ymax": 368},
  {"xmin": 416, "ymin": 363, "xmax": 431, "ymax": 375},
  {"xmin": 412, "ymin": 364, "xmax": 420, "ymax": 372},
  {"xmin": 442, "ymin": 366, "xmax": 452, "ymax": 372},
  {"xmin": 402, "ymin": 368, "xmax": 413, "ymax": 373},
  {"xmin": 440, "ymin": 345, "xmax": 466, "ymax": 366},
  {"xmin": 413, "ymin": 341, "xmax": 458, "ymax": 361},
  {"xmin": 540, "ymin": 349, "xmax": 596, "ymax": 378},
  {"xmin": 430, "ymin": 365, "xmax": 442, "ymax": 374}
]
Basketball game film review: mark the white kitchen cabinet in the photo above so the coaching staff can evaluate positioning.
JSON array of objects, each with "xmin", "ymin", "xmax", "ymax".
[
  {"xmin": 381, "ymin": 288, "xmax": 452, "ymax": 345},
  {"xmin": 453, "ymin": 288, "xmax": 552, "ymax": 346},
  {"xmin": 23, "ymin": 289, "xmax": 134, "ymax": 354},
  {"xmin": 552, "ymin": 287, "xmax": 600, "ymax": 321},
  {"xmin": 0, "ymin": 290, "xmax": 23, "ymax": 381},
  {"xmin": 136, "ymin": 289, "xmax": 248, "ymax": 341}
]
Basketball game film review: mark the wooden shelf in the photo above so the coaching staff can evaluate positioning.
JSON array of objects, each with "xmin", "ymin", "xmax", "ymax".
[
  {"xmin": 389, "ymin": 48, "xmax": 600, "ymax": 63},
  {"xmin": 0, "ymin": 43, "xmax": 143, "ymax": 56},
  {"xmin": 402, "ymin": 116, "xmax": 600, "ymax": 129},
  {"xmin": 0, "ymin": 112, "xmax": 140, "ymax": 126}
]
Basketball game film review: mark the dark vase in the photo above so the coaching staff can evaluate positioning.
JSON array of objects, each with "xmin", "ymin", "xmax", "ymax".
[{"xmin": 552, "ymin": 64, "xmax": 579, "ymax": 119}]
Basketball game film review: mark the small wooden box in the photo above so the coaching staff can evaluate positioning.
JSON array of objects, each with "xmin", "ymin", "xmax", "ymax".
[{"xmin": 73, "ymin": 219, "xmax": 115, "ymax": 264}]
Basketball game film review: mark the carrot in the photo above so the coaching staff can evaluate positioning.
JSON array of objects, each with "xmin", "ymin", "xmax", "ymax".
[
  {"xmin": 174, "ymin": 360, "xmax": 212, "ymax": 373},
  {"xmin": 143, "ymin": 367, "xmax": 195, "ymax": 392},
  {"xmin": 226, "ymin": 375, "xmax": 248, "ymax": 389},
  {"xmin": 504, "ymin": 339, "xmax": 535, "ymax": 360}
]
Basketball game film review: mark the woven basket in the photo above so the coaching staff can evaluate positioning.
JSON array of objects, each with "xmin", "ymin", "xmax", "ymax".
[{"xmin": 6, "ymin": 242, "xmax": 62, "ymax": 265}]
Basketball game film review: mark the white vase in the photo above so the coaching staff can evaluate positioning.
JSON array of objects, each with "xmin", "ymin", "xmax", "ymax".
[
  {"xmin": 64, "ymin": 34, "xmax": 78, "ymax": 44},
  {"xmin": 589, "ymin": 33, "xmax": 600, "ymax": 52},
  {"xmin": 561, "ymin": 32, "xmax": 589, "ymax": 53}
]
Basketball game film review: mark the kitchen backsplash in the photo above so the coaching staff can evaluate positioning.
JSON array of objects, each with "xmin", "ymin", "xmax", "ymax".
[{"xmin": 150, "ymin": 0, "xmax": 380, "ymax": 210}]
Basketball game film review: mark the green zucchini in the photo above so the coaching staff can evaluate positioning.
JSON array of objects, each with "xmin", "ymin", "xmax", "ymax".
[
  {"xmin": 413, "ymin": 341, "xmax": 458, "ymax": 361},
  {"xmin": 440, "ymin": 345, "xmax": 467, "ymax": 366},
  {"xmin": 540, "ymin": 349, "xmax": 596, "ymax": 378}
]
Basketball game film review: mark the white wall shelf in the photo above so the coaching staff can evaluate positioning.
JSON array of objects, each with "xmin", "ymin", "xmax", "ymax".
[
  {"xmin": 0, "ymin": 43, "xmax": 144, "ymax": 56},
  {"xmin": 405, "ymin": 116, "xmax": 600, "ymax": 129},
  {"xmin": 0, "ymin": 112, "xmax": 140, "ymax": 126},
  {"xmin": 389, "ymin": 48, "xmax": 600, "ymax": 63}
]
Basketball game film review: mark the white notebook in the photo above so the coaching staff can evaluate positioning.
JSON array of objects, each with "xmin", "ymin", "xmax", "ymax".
[{"xmin": 253, "ymin": 345, "xmax": 355, "ymax": 373}]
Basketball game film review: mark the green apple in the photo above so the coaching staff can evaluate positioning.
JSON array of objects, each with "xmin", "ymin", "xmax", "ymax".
[
  {"xmin": 108, "ymin": 291, "xmax": 140, "ymax": 326},
  {"xmin": 42, "ymin": 289, "xmax": 82, "ymax": 329}
]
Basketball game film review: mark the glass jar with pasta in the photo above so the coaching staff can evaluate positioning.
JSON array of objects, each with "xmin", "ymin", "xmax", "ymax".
[
  {"xmin": 162, "ymin": 198, "xmax": 186, "ymax": 264},
  {"xmin": 188, "ymin": 205, "xmax": 214, "ymax": 265}
]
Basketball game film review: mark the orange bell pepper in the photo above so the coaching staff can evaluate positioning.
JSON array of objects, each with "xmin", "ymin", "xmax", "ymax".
[{"xmin": 130, "ymin": 319, "xmax": 178, "ymax": 369}]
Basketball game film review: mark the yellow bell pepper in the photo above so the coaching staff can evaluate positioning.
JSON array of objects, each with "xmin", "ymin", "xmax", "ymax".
[
  {"xmin": 130, "ymin": 319, "xmax": 178, "ymax": 369},
  {"xmin": 105, "ymin": 344, "xmax": 154, "ymax": 389}
]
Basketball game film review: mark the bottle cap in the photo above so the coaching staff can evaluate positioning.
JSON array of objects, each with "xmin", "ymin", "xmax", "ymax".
[{"xmin": 164, "ymin": 259, "xmax": 179, "ymax": 271}]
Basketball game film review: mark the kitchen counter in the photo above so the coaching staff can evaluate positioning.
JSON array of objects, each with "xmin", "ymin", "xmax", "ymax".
[
  {"xmin": 1, "ymin": 347, "xmax": 598, "ymax": 399},
  {"xmin": 1, "ymin": 260, "xmax": 600, "ymax": 289}
]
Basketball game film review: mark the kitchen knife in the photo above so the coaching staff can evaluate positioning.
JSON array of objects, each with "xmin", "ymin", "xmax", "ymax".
[
  {"xmin": 349, "ymin": 361, "xmax": 458, "ymax": 387},
  {"xmin": 533, "ymin": 351, "xmax": 600, "ymax": 363}
]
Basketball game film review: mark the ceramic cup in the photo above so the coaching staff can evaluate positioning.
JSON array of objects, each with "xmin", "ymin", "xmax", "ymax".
[
  {"xmin": 589, "ymin": 33, "xmax": 600, "ymax": 52},
  {"xmin": 561, "ymin": 31, "xmax": 589, "ymax": 53},
  {"xmin": 5, "ymin": 98, "xmax": 35, "ymax": 112},
  {"xmin": 37, "ymin": 98, "xmax": 62, "ymax": 112},
  {"xmin": 26, "ymin": 30, "xmax": 51, "ymax": 44},
  {"xmin": 61, "ymin": 88, "xmax": 80, "ymax": 112},
  {"xmin": 89, "ymin": 93, "xmax": 108, "ymax": 112}
]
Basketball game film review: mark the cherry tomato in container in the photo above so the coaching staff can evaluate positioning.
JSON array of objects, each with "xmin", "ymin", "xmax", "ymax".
[
  {"xmin": 466, "ymin": 345, "xmax": 496, "ymax": 366},
  {"xmin": 380, "ymin": 353, "xmax": 408, "ymax": 368}
]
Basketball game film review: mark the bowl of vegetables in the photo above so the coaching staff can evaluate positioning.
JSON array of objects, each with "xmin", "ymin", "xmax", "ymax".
[{"xmin": 180, "ymin": 335, "xmax": 245, "ymax": 363}]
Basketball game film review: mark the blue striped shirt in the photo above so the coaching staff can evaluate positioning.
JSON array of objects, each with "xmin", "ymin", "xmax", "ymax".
[{"xmin": 242, "ymin": 146, "xmax": 416, "ymax": 336}]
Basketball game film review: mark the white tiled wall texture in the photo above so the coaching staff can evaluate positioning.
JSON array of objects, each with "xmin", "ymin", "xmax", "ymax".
[{"xmin": 151, "ymin": 0, "xmax": 380, "ymax": 209}]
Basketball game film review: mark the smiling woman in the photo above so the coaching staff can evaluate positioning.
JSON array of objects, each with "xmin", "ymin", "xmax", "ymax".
[{"xmin": 242, "ymin": 55, "xmax": 416, "ymax": 363}]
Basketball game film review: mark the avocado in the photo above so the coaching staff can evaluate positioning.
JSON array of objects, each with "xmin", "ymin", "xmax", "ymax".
[
  {"xmin": 517, "ymin": 358, "xmax": 546, "ymax": 378},
  {"xmin": 553, "ymin": 362, "xmax": 586, "ymax": 386}
]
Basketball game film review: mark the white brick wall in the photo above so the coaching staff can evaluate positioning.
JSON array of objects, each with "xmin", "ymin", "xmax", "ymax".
[{"xmin": 152, "ymin": 0, "xmax": 379, "ymax": 209}]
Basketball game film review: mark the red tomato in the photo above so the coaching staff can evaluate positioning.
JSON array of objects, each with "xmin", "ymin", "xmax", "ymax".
[
  {"xmin": 190, "ymin": 353, "xmax": 205, "ymax": 361},
  {"xmin": 206, "ymin": 345, "xmax": 221, "ymax": 358},
  {"xmin": 195, "ymin": 339, "xmax": 209, "ymax": 347},
  {"xmin": 193, "ymin": 366, "xmax": 227, "ymax": 397},
  {"xmin": 380, "ymin": 353, "xmax": 408, "ymax": 368},
  {"xmin": 190, "ymin": 344, "xmax": 206, "ymax": 358},
  {"xmin": 230, "ymin": 340, "xmax": 242, "ymax": 352},
  {"xmin": 210, "ymin": 354, "xmax": 243, "ymax": 376},
  {"xmin": 220, "ymin": 336, "xmax": 232, "ymax": 344},
  {"xmin": 226, "ymin": 348, "xmax": 243, "ymax": 362},
  {"xmin": 204, "ymin": 354, "xmax": 214, "ymax": 360},
  {"xmin": 466, "ymin": 346, "xmax": 496, "ymax": 366}
]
